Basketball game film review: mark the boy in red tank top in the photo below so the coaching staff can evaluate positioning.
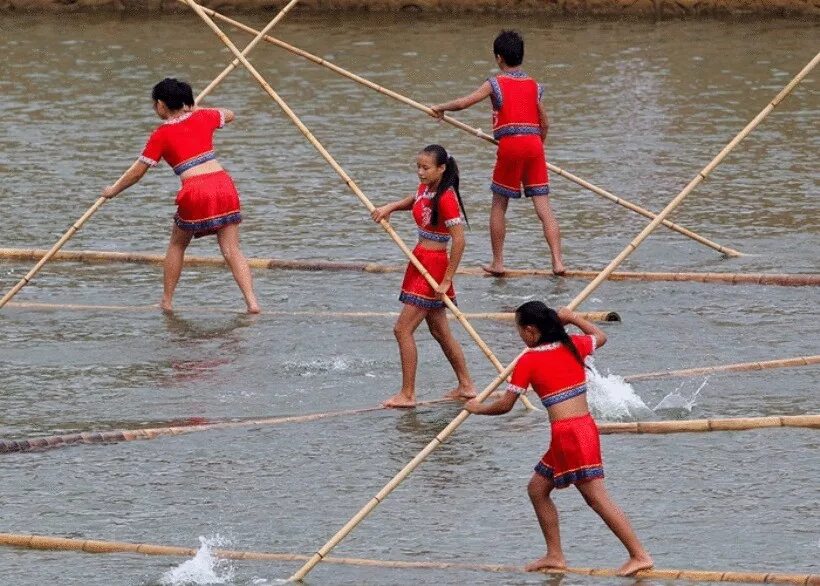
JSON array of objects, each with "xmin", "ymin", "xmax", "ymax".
[{"xmin": 432, "ymin": 30, "xmax": 565, "ymax": 276}]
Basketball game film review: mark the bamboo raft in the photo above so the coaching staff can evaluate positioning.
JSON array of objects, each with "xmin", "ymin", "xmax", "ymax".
[
  {"xmin": 2, "ymin": 248, "xmax": 818, "ymax": 286},
  {"xmin": 0, "ymin": 532, "xmax": 815, "ymax": 585}
]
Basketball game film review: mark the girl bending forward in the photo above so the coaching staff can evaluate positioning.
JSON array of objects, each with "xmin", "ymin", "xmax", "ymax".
[
  {"xmin": 466, "ymin": 301, "xmax": 652, "ymax": 576},
  {"xmin": 371, "ymin": 145, "xmax": 477, "ymax": 408},
  {"xmin": 102, "ymin": 78, "xmax": 260, "ymax": 314}
]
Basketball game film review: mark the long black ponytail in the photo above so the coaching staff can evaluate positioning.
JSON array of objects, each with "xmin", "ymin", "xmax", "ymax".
[
  {"xmin": 421, "ymin": 144, "xmax": 469, "ymax": 228},
  {"xmin": 515, "ymin": 301, "xmax": 585, "ymax": 368}
]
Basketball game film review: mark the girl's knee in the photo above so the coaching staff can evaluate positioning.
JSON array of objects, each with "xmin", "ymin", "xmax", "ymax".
[{"xmin": 528, "ymin": 474, "xmax": 553, "ymax": 500}]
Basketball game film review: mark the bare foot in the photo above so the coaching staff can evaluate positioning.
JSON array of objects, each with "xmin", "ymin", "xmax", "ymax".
[
  {"xmin": 444, "ymin": 385, "xmax": 477, "ymax": 400},
  {"xmin": 617, "ymin": 555, "xmax": 653, "ymax": 576},
  {"xmin": 525, "ymin": 553, "xmax": 567, "ymax": 572},
  {"xmin": 247, "ymin": 304, "xmax": 261, "ymax": 314},
  {"xmin": 552, "ymin": 262, "xmax": 566, "ymax": 277},
  {"xmin": 159, "ymin": 299, "xmax": 174, "ymax": 313},
  {"xmin": 383, "ymin": 392, "xmax": 416, "ymax": 409},
  {"xmin": 482, "ymin": 264, "xmax": 506, "ymax": 277}
]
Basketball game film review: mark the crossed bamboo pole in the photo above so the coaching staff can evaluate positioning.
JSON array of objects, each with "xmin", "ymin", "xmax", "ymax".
[
  {"xmin": 0, "ymin": 3, "xmax": 296, "ymax": 311},
  {"xmin": 289, "ymin": 52, "xmax": 819, "ymax": 581},
  {"xmin": 181, "ymin": 0, "xmax": 542, "ymax": 410},
  {"xmin": 179, "ymin": 2, "xmax": 742, "ymax": 258}
]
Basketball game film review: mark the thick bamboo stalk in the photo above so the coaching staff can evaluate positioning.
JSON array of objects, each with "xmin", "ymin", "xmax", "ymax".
[
  {"xmin": 181, "ymin": 3, "xmax": 742, "ymax": 258},
  {"xmin": 597, "ymin": 415, "xmax": 820, "ymax": 435},
  {"xmin": 5, "ymin": 248, "xmax": 818, "ymax": 286},
  {"xmin": 0, "ymin": 198, "xmax": 107, "ymax": 310},
  {"xmin": 181, "ymin": 0, "xmax": 540, "ymax": 410},
  {"xmin": 625, "ymin": 355, "xmax": 820, "ymax": 382},
  {"xmin": 566, "ymin": 51, "xmax": 819, "ymax": 312},
  {"xmin": 1, "ymin": 532, "xmax": 814, "ymax": 584},
  {"xmin": 4, "ymin": 301, "xmax": 621, "ymax": 323}
]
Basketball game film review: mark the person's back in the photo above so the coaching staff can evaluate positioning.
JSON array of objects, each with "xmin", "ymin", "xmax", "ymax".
[{"xmin": 489, "ymin": 69, "xmax": 543, "ymax": 141}]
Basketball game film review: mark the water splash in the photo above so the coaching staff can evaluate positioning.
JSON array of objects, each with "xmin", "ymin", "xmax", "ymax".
[
  {"xmin": 586, "ymin": 363, "xmax": 655, "ymax": 421},
  {"xmin": 159, "ymin": 536, "xmax": 235, "ymax": 585},
  {"xmin": 653, "ymin": 378, "xmax": 709, "ymax": 418}
]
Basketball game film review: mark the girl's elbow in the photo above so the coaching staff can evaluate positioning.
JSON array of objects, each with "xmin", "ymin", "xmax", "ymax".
[{"xmin": 595, "ymin": 332, "xmax": 608, "ymax": 348}]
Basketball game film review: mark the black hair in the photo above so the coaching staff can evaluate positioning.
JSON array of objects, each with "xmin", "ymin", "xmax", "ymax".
[
  {"xmin": 420, "ymin": 144, "xmax": 469, "ymax": 229},
  {"xmin": 493, "ymin": 30, "xmax": 524, "ymax": 67},
  {"xmin": 515, "ymin": 301, "xmax": 585, "ymax": 368},
  {"xmin": 151, "ymin": 78, "xmax": 195, "ymax": 111}
]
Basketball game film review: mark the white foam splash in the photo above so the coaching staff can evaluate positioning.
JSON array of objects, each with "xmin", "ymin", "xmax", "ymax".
[
  {"xmin": 586, "ymin": 362, "xmax": 655, "ymax": 421},
  {"xmin": 159, "ymin": 536, "xmax": 235, "ymax": 585},
  {"xmin": 653, "ymin": 378, "xmax": 708, "ymax": 416}
]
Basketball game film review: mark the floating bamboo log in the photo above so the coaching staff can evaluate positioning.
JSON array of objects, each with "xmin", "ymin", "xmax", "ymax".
[
  {"xmin": 625, "ymin": 355, "xmax": 820, "ymax": 382},
  {"xmin": 180, "ymin": 2, "xmax": 744, "ymax": 258},
  {"xmin": 0, "ymin": 532, "xmax": 815, "ymax": 585},
  {"xmin": 597, "ymin": 415, "xmax": 820, "ymax": 435},
  {"xmin": 3, "ymin": 248, "xmax": 818, "ymax": 286},
  {"xmin": 566, "ymin": 51, "xmax": 819, "ymax": 312}
]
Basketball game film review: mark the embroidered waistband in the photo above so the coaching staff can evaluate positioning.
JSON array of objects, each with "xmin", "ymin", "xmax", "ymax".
[
  {"xmin": 173, "ymin": 151, "xmax": 217, "ymax": 175},
  {"xmin": 541, "ymin": 384, "xmax": 587, "ymax": 408},
  {"xmin": 418, "ymin": 228, "xmax": 451, "ymax": 243},
  {"xmin": 494, "ymin": 125, "xmax": 542, "ymax": 140}
]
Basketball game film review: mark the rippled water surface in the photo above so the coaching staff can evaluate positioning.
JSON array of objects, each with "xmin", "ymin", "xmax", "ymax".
[{"xmin": 0, "ymin": 12, "xmax": 818, "ymax": 586}]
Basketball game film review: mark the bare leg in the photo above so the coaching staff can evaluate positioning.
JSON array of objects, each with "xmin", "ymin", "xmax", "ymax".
[
  {"xmin": 531, "ymin": 195, "xmax": 565, "ymax": 275},
  {"xmin": 384, "ymin": 304, "xmax": 428, "ymax": 408},
  {"xmin": 525, "ymin": 472, "xmax": 567, "ymax": 572},
  {"xmin": 483, "ymin": 194, "xmax": 509, "ymax": 275},
  {"xmin": 425, "ymin": 308, "xmax": 476, "ymax": 399},
  {"xmin": 576, "ymin": 479, "xmax": 653, "ymax": 576},
  {"xmin": 161, "ymin": 225, "xmax": 193, "ymax": 312},
  {"xmin": 216, "ymin": 224, "xmax": 260, "ymax": 314}
]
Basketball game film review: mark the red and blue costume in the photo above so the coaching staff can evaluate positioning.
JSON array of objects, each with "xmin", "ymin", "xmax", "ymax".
[
  {"xmin": 399, "ymin": 184, "xmax": 463, "ymax": 309},
  {"xmin": 488, "ymin": 70, "xmax": 550, "ymax": 198},
  {"xmin": 140, "ymin": 108, "xmax": 241, "ymax": 238},
  {"xmin": 506, "ymin": 334, "xmax": 604, "ymax": 488}
]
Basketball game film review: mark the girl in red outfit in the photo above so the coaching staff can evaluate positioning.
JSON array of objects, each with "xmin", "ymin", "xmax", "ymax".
[
  {"xmin": 102, "ymin": 78, "xmax": 260, "ymax": 314},
  {"xmin": 371, "ymin": 145, "xmax": 477, "ymax": 408},
  {"xmin": 466, "ymin": 301, "xmax": 652, "ymax": 576}
]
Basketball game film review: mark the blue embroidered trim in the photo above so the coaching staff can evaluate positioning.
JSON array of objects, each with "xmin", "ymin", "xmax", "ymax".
[
  {"xmin": 488, "ymin": 76, "xmax": 502, "ymax": 110},
  {"xmin": 502, "ymin": 69, "xmax": 529, "ymax": 79},
  {"xmin": 493, "ymin": 125, "xmax": 542, "ymax": 140},
  {"xmin": 173, "ymin": 151, "xmax": 216, "ymax": 175},
  {"xmin": 491, "ymin": 181, "xmax": 522, "ymax": 199},
  {"xmin": 418, "ymin": 228, "xmax": 451, "ymax": 242},
  {"xmin": 534, "ymin": 462, "xmax": 604, "ymax": 489},
  {"xmin": 524, "ymin": 184, "xmax": 551, "ymax": 197},
  {"xmin": 174, "ymin": 211, "xmax": 241, "ymax": 236},
  {"xmin": 541, "ymin": 384, "xmax": 587, "ymax": 408},
  {"xmin": 399, "ymin": 292, "xmax": 456, "ymax": 309},
  {"xmin": 538, "ymin": 83, "xmax": 544, "ymax": 102}
]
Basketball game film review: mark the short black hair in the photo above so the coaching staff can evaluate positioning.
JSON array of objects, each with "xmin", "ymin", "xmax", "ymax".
[
  {"xmin": 493, "ymin": 30, "xmax": 524, "ymax": 67},
  {"xmin": 151, "ymin": 78, "xmax": 194, "ymax": 110}
]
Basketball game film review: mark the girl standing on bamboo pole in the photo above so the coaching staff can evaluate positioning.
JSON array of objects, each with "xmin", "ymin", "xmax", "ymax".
[
  {"xmin": 101, "ymin": 78, "xmax": 260, "ymax": 314},
  {"xmin": 371, "ymin": 145, "xmax": 476, "ymax": 408},
  {"xmin": 465, "ymin": 301, "xmax": 652, "ymax": 576}
]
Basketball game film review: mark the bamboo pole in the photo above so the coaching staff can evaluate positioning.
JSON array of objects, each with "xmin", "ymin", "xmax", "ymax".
[
  {"xmin": 1, "ymin": 532, "xmax": 816, "ymax": 584},
  {"xmin": 597, "ymin": 414, "xmax": 820, "ymax": 435},
  {"xmin": 625, "ymin": 355, "xmax": 820, "ymax": 382},
  {"xmin": 181, "ymin": 0, "xmax": 540, "ymax": 410},
  {"xmin": 178, "ymin": 3, "xmax": 743, "ymax": 258},
  {"xmin": 566, "ymin": 51, "xmax": 820, "ymax": 312},
  {"xmin": 5, "ymin": 249, "xmax": 819, "ymax": 286}
]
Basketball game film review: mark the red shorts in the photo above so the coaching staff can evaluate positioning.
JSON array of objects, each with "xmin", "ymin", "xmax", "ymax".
[
  {"xmin": 535, "ymin": 413, "xmax": 604, "ymax": 489},
  {"xmin": 491, "ymin": 135, "xmax": 550, "ymax": 198},
  {"xmin": 175, "ymin": 170, "xmax": 242, "ymax": 238},
  {"xmin": 399, "ymin": 244, "xmax": 456, "ymax": 309}
]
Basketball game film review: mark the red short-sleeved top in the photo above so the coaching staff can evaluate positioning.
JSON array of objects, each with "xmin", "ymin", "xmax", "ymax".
[
  {"xmin": 506, "ymin": 334, "xmax": 596, "ymax": 407},
  {"xmin": 412, "ymin": 184, "xmax": 463, "ymax": 243},
  {"xmin": 139, "ymin": 108, "xmax": 225, "ymax": 175}
]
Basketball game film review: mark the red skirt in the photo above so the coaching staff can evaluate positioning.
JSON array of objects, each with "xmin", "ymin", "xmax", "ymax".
[
  {"xmin": 398, "ymin": 244, "xmax": 456, "ymax": 309},
  {"xmin": 174, "ymin": 170, "xmax": 242, "ymax": 238},
  {"xmin": 535, "ymin": 413, "xmax": 604, "ymax": 489}
]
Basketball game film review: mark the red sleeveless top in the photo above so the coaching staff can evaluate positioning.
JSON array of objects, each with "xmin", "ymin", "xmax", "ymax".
[
  {"xmin": 412, "ymin": 184, "xmax": 463, "ymax": 243},
  {"xmin": 488, "ymin": 70, "xmax": 543, "ymax": 141},
  {"xmin": 139, "ymin": 108, "xmax": 225, "ymax": 176}
]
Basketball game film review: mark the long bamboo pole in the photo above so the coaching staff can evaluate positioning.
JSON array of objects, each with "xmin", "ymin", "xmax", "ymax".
[
  {"xmin": 6, "ymin": 248, "xmax": 819, "ymax": 286},
  {"xmin": 0, "ymin": 198, "xmax": 108, "ymax": 310},
  {"xmin": 1, "ymin": 532, "xmax": 816, "ymax": 584},
  {"xmin": 178, "ymin": 2, "xmax": 742, "ymax": 258},
  {"xmin": 181, "ymin": 0, "xmax": 539, "ymax": 410},
  {"xmin": 624, "ymin": 355, "xmax": 820, "ymax": 382},
  {"xmin": 566, "ymin": 51, "xmax": 819, "ymax": 312}
]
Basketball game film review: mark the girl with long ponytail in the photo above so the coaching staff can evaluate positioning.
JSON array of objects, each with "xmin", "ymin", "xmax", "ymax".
[
  {"xmin": 465, "ymin": 301, "xmax": 653, "ymax": 576},
  {"xmin": 371, "ymin": 145, "xmax": 475, "ymax": 408}
]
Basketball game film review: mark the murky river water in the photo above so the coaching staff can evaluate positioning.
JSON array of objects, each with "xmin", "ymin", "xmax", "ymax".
[{"xmin": 0, "ymin": 11, "xmax": 818, "ymax": 586}]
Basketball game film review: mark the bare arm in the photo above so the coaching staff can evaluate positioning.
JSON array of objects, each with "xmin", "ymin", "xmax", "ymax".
[
  {"xmin": 538, "ymin": 102, "xmax": 549, "ymax": 143},
  {"xmin": 431, "ymin": 81, "xmax": 493, "ymax": 117},
  {"xmin": 218, "ymin": 108, "xmax": 235, "ymax": 124},
  {"xmin": 464, "ymin": 391, "xmax": 519, "ymax": 415},
  {"xmin": 102, "ymin": 160, "xmax": 151, "ymax": 198},
  {"xmin": 558, "ymin": 307, "xmax": 607, "ymax": 349},
  {"xmin": 371, "ymin": 194, "xmax": 414, "ymax": 223},
  {"xmin": 436, "ymin": 223, "xmax": 465, "ymax": 296}
]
